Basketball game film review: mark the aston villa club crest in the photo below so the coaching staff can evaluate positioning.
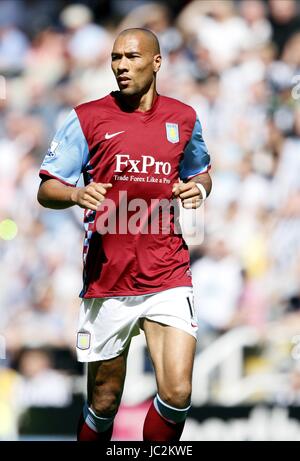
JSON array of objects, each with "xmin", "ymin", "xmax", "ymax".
[
  {"xmin": 77, "ymin": 331, "xmax": 91, "ymax": 350},
  {"xmin": 166, "ymin": 123, "xmax": 179, "ymax": 143}
]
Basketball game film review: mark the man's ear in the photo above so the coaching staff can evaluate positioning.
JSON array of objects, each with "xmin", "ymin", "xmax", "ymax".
[{"xmin": 153, "ymin": 54, "xmax": 162, "ymax": 73}]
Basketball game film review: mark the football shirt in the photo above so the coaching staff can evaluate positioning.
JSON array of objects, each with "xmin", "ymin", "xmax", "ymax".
[{"xmin": 40, "ymin": 92, "xmax": 210, "ymax": 297}]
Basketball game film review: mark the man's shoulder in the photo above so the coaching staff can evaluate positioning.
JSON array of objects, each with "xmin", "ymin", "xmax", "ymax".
[
  {"xmin": 159, "ymin": 95, "xmax": 196, "ymax": 120},
  {"xmin": 74, "ymin": 93, "xmax": 113, "ymax": 117}
]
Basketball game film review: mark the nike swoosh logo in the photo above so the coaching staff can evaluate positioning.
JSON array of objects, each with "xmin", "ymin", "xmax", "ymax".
[{"xmin": 105, "ymin": 131, "xmax": 125, "ymax": 140}]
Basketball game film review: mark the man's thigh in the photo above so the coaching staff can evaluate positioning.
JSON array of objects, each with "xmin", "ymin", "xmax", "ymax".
[{"xmin": 141, "ymin": 319, "xmax": 196, "ymax": 395}]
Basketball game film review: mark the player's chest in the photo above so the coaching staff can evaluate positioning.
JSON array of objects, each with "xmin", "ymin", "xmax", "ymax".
[{"xmin": 88, "ymin": 115, "xmax": 188, "ymax": 166}]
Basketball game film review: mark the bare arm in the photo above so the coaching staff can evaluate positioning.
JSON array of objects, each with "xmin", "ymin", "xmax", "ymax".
[
  {"xmin": 172, "ymin": 172, "xmax": 212, "ymax": 208},
  {"xmin": 189, "ymin": 172, "xmax": 212, "ymax": 197},
  {"xmin": 37, "ymin": 178, "xmax": 112, "ymax": 211}
]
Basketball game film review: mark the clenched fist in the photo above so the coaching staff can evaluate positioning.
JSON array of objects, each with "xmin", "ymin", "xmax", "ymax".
[
  {"xmin": 71, "ymin": 182, "xmax": 112, "ymax": 211},
  {"xmin": 172, "ymin": 181, "xmax": 204, "ymax": 209}
]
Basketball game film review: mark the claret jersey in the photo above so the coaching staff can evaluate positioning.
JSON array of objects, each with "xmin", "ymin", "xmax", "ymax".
[{"xmin": 40, "ymin": 92, "xmax": 211, "ymax": 298}]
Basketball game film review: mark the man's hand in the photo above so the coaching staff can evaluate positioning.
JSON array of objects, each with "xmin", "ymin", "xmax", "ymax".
[
  {"xmin": 71, "ymin": 182, "xmax": 112, "ymax": 211},
  {"xmin": 172, "ymin": 181, "xmax": 204, "ymax": 209}
]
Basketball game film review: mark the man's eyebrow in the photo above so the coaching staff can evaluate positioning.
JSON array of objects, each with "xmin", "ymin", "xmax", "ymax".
[{"xmin": 111, "ymin": 50, "xmax": 142, "ymax": 56}]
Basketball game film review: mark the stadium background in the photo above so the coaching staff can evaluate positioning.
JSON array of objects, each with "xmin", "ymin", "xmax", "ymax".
[{"xmin": 0, "ymin": 0, "xmax": 300, "ymax": 441}]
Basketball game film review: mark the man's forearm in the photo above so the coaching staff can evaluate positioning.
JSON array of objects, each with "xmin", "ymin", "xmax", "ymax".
[
  {"xmin": 37, "ymin": 179, "xmax": 77, "ymax": 209},
  {"xmin": 188, "ymin": 172, "xmax": 212, "ymax": 199},
  {"xmin": 38, "ymin": 179, "xmax": 112, "ymax": 211}
]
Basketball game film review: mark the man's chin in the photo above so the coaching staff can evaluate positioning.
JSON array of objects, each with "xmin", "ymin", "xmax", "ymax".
[{"xmin": 119, "ymin": 87, "xmax": 136, "ymax": 96}]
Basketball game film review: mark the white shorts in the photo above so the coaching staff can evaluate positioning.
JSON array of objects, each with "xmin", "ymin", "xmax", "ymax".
[{"xmin": 76, "ymin": 286, "xmax": 198, "ymax": 362}]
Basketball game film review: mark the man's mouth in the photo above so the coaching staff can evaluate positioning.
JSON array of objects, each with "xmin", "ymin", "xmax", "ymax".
[{"xmin": 117, "ymin": 76, "xmax": 131, "ymax": 84}]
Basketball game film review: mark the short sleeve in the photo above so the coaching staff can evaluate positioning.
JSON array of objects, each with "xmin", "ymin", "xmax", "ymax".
[
  {"xmin": 39, "ymin": 109, "xmax": 89, "ymax": 186},
  {"xmin": 179, "ymin": 116, "xmax": 211, "ymax": 180}
]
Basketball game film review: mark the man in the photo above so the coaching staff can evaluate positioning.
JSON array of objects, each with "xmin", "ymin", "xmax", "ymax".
[{"xmin": 37, "ymin": 28, "xmax": 212, "ymax": 441}]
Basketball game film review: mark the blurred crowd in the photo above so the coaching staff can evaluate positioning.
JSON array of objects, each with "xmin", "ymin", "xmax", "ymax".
[{"xmin": 0, "ymin": 0, "xmax": 300, "ymax": 439}]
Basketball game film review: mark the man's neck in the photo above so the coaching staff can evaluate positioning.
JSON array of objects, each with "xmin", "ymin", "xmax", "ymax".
[{"xmin": 119, "ymin": 85, "xmax": 158, "ymax": 112}]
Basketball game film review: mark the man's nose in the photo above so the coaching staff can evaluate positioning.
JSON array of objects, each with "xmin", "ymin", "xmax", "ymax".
[{"xmin": 117, "ymin": 56, "xmax": 129, "ymax": 72}]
